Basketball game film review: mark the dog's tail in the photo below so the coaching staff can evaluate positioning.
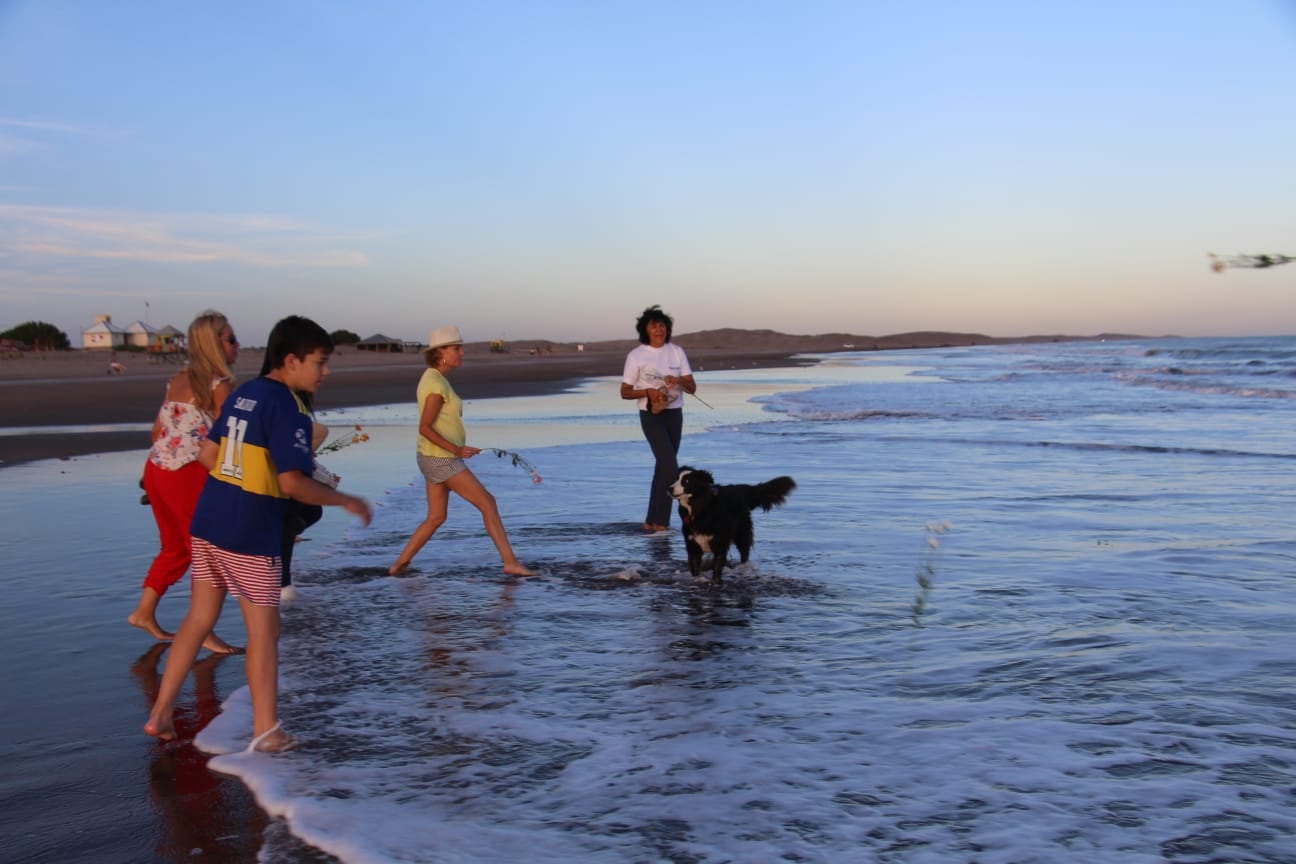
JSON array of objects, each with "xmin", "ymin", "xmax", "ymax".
[{"xmin": 746, "ymin": 476, "xmax": 796, "ymax": 512}]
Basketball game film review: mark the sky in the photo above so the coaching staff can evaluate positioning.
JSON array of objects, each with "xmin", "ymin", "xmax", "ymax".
[{"xmin": 2, "ymin": 1, "xmax": 1295, "ymax": 346}]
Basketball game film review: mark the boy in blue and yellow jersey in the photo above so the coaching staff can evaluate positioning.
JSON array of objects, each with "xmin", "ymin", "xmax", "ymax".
[{"xmin": 145, "ymin": 316, "xmax": 372, "ymax": 753}]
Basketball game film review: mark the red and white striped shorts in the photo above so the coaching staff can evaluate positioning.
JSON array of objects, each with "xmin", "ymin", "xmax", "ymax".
[{"xmin": 190, "ymin": 537, "xmax": 283, "ymax": 607}]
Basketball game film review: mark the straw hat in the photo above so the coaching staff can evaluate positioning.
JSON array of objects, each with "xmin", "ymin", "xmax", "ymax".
[{"xmin": 427, "ymin": 325, "xmax": 465, "ymax": 349}]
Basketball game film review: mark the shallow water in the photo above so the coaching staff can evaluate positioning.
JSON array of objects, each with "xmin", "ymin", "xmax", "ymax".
[{"xmin": 5, "ymin": 338, "xmax": 1296, "ymax": 863}]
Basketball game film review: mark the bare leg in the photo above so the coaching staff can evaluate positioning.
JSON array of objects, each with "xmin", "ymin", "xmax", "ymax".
[
  {"xmin": 238, "ymin": 597, "xmax": 294, "ymax": 752},
  {"xmin": 445, "ymin": 468, "xmax": 533, "ymax": 576},
  {"xmin": 127, "ymin": 587, "xmax": 174, "ymax": 641},
  {"xmin": 144, "ymin": 579, "xmax": 227, "ymax": 741},
  {"xmin": 389, "ymin": 480, "xmax": 449, "ymax": 574}
]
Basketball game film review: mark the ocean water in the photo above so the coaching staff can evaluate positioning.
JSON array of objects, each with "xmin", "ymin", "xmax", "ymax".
[
  {"xmin": 5, "ymin": 337, "xmax": 1293, "ymax": 863},
  {"xmin": 190, "ymin": 336, "xmax": 1296, "ymax": 864}
]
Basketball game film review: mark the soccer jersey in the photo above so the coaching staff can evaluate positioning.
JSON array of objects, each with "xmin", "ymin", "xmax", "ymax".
[{"xmin": 190, "ymin": 376, "xmax": 315, "ymax": 557}]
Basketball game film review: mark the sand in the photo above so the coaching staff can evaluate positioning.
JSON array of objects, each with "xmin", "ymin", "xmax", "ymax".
[{"xmin": 2, "ymin": 327, "xmax": 1040, "ymax": 467}]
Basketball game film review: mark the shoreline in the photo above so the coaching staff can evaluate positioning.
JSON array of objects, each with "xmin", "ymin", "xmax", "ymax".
[
  {"xmin": 0, "ymin": 329, "xmax": 1123, "ymax": 468},
  {"xmin": 0, "ymin": 344, "xmax": 820, "ymax": 468}
]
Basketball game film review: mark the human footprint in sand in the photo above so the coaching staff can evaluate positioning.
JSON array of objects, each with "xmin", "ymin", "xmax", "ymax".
[
  {"xmin": 146, "ymin": 316, "xmax": 372, "ymax": 754},
  {"xmin": 388, "ymin": 325, "xmax": 533, "ymax": 578},
  {"xmin": 129, "ymin": 309, "xmax": 242, "ymax": 655}
]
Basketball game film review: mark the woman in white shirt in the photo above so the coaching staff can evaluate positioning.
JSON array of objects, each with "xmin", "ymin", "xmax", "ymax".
[{"xmin": 620, "ymin": 306, "xmax": 698, "ymax": 533}]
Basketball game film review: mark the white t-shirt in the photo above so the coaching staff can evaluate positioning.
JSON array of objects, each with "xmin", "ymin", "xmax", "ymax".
[{"xmin": 622, "ymin": 343, "xmax": 693, "ymax": 411}]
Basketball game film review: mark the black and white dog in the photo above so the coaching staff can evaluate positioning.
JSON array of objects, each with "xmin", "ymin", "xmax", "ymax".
[{"xmin": 669, "ymin": 466, "xmax": 796, "ymax": 585}]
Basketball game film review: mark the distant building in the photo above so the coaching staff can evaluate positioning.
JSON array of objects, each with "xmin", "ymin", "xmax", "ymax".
[
  {"xmin": 356, "ymin": 333, "xmax": 404, "ymax": 352},
  {"xmin": 122, "ymin": 320, "xmax": 157, "ymax": 349},
  {"xmin": 155, "ymin": 324, "xmax": 184, "ymax": 353},
  {"xmin": 82, "ymin": 315, "xmax": 126, "ymax": 350},
  {"xmin": 82, "ymin": 315, "xmax": 183, "ymax": 352}
]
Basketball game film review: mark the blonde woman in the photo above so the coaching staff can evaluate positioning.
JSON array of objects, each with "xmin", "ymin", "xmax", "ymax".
[{"xmin": 128, "ymin": 310, "xmax": 242, "ymax": 653}]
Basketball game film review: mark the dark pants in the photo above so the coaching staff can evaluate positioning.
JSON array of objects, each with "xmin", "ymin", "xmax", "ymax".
[
  {"xmin": 281, "ymin": 501, "xmax": 324, "ymax": 586},
  {"xmin": 638, "ymin": 407, "xmax": 683, "ymax": 526}
]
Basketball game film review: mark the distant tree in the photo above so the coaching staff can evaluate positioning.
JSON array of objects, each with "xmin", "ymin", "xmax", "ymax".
[
  {"xmin": 330, "ymin": 328, "xmax": 360, "ymax": 346},
  {"xmin": 0, "ymin": 321, "xmax": 70, "ymax": 350}
]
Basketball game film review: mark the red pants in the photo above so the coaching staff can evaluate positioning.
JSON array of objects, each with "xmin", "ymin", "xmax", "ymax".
[{"xmin": 143, "ymin": 459, "xmax": 209, "ymax": 595}]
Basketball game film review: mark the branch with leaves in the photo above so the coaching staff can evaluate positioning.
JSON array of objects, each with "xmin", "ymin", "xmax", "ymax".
[
  {"xmin": 318, "ymin": 424, "xmax": 370, "ymax": 454},
  {"xmin": 641, "ymin": 369, "xmax": 714, "ymax": 409},
  {"xmin": 484, "ymin": 448, "xmax": 543, "ymax": 484}
]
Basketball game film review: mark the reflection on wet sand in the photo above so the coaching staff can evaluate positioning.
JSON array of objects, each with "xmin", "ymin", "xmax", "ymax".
[{"xmin": 131, "ymin": 645, "xmax": 269, "ymax": 863}]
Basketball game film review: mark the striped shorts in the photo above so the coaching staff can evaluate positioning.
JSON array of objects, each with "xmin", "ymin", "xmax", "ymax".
[
  {"xmin": 191, "ymin": 537, "xmax": 282, "ymax": 607},
  {"xmin": 417, "ymin": 453, "xmax": 467, "ymax": 484}
]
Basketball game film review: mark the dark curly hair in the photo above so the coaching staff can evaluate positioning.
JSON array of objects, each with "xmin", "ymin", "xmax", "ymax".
[{"xmin": 634, "ymin": 305, "xmax": 673, "ymax": 345}]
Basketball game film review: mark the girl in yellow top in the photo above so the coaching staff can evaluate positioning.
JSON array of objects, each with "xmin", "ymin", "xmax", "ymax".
[{"xmin": 388, "ymin": 326, "xmax": 533, "ymax": 577}]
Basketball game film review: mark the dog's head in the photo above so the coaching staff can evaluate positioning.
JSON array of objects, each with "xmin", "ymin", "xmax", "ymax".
[{"xmin": 669, "ymin": 466, "xmax": 714, "ymax": 509}]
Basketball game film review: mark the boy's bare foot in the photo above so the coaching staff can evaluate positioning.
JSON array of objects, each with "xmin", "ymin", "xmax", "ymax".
[
  {"xmin": 202, "ymin": 633, "xmax": 245, "ymax": 655},
  {"xmin": 127, "ymin": 613, "xmax": 174, "ymax": 641},
  {"xmin": 144, "ymin": 719, "xmax": 176, "ymax": 742},
  {"xmin": 503, "ymin": 562, "xmax": 535, "ymax": 577},
  {"xmin": 388, "ymin": 562, "xmax": 411, "ymax": 576}
]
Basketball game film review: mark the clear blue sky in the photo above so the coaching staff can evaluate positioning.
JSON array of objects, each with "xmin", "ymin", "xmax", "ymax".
[{"xmin": 2, "ymin": 1, "xmax": 1294, "ymax": 345}]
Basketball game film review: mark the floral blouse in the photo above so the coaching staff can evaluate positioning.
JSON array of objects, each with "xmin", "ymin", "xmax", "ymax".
[{"xmin": 147, "ymin": 377, "xmax": 229, "ymax": 470}]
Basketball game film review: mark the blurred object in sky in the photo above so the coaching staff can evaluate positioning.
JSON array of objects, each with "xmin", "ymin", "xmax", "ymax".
[{"xmin": 1209, "ymin": 252, "xmax": 1296, "ymax": 272}]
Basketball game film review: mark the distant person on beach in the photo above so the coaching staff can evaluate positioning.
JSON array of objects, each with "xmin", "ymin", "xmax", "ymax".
[
  {"xmin": 129, "ymin": 310, "xmax": 241, "ymax": 653},
  {"xmin": 620, "ymin": 305, "xmax": 697, "ymax": 533},
  {"xmin": 146, "ymin": 315, "xmax": 372, "ymax": 753},
  {"xmin": 388, "ymin": 325, "xmax": 533, "ymax": 577}
]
